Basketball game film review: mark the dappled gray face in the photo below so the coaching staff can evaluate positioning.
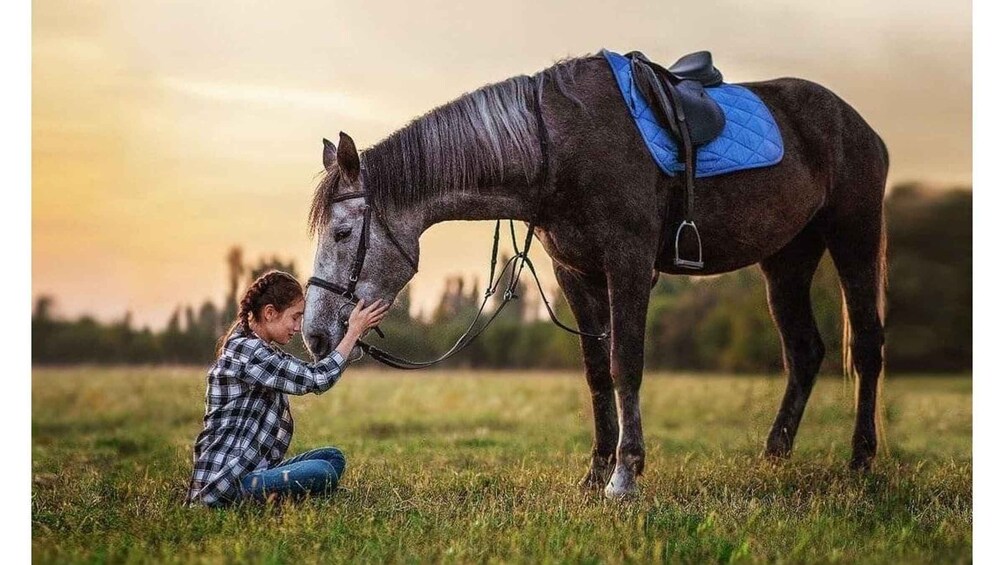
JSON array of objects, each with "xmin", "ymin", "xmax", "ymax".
[
  {"xmin": 302, "ymin": 133, "xmax": 421, "ymax": 359},
  {"xmin": 302, "ymin": 190, "xmax": 418, "ymax": 360}
]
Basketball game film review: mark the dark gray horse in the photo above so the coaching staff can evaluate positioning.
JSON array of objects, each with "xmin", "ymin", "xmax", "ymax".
[{"xmin": 302, "ymin": 52, "xmax": 888, "ymax": 499}]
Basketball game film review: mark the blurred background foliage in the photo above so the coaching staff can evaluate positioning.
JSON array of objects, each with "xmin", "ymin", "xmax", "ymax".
[{"xmin": 32, "ymin": 183, "xmax": 971, "ymax": 374}]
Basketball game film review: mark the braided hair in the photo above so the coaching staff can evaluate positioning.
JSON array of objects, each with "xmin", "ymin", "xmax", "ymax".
[{"xmin": 216, "ymin": 270, "xmax": 304, "ymax": 355}]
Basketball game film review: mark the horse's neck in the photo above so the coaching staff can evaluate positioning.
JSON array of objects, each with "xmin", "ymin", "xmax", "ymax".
[
  {"xmin": 375, "ymin": 184, "xmax": 541, "ymax": 257},
  {"xmin": 418, "ymin": 185, "xmax": 540, "ymax": 230}
]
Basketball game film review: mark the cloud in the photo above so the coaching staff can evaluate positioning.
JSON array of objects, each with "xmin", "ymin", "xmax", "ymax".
[{"xmin": 159, "ymin": 77, "xmax": 378, "ymax": 115}]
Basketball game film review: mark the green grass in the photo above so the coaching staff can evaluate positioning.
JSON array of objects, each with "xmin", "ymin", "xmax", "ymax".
[{"xmin": 32, "ymin": 368, "xmax": 971, "ymax": 564}]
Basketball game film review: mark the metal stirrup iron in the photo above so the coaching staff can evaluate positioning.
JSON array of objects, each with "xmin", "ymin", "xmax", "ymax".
[
  {"xmin": 673, "ymin": 221, "xmax": 703, "ymax": 269},
  {"xmin": 663, "ymin": 73, "xmax": 704, "ymax": 270}
]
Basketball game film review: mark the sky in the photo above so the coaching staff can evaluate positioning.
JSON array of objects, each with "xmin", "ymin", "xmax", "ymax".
[{"xmin": 31, "ymin": 0, "xmax": 972, "ymax": 329}]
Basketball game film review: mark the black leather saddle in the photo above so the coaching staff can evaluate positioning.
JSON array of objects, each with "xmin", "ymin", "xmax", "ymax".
[
  {"xmin": 624, "ymin": 50, "xmax": 727, "ymax": 271},
  {"xmin": 626, "ymin": 50, "xmax": 726, "ymax": 146}
]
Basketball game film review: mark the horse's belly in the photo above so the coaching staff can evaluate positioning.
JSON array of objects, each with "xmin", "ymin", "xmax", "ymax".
[
  {"xmin": 653, "ymin": 166, "xmax": 825, "ymax": 275},
  {"xmin": 655, "ymin": 244, "xmax": 765, "ymax": 275},
  {"xmin": 653, "ymin": 208, "xmax": 802, "ymax": 274}
]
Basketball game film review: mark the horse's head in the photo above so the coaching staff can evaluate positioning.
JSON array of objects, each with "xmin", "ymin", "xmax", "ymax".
[{"xmin": 302, "ymin": 132, "xmax": 420, "ymax": 359}]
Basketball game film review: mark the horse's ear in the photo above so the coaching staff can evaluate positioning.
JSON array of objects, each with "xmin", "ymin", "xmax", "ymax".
[
  {"xmin": 337, "ymin": 131, "xmax": 360, "ymax": 183},
  {"xmin": 322, "ymin": 138, "xmax": 337, "ymax": 172}
]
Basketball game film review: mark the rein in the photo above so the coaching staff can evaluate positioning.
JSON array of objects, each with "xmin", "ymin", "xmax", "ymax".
[{"xmin": 308, "ymin": 83, "xmax": 608, "ymax": 370}]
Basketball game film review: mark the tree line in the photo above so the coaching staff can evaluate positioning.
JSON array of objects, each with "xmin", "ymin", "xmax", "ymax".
[{"xmin": 32, "ymin": 183, "xmax": 971, "ymax": 373}]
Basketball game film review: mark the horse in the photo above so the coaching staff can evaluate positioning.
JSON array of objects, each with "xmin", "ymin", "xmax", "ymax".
[{"xmin": 301, "ymin": 51, "xmax": 889, "ymax": 499}]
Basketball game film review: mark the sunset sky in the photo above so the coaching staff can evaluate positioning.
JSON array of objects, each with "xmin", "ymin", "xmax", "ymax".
[{"xmin": 32, "ymin": 0, "xmax": 972, "ymax": 329}]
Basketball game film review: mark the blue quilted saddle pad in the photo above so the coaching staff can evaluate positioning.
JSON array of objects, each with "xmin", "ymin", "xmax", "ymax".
[{"xmin": 601, "ymin": 49, "xmax": 784, "ymax": 178}]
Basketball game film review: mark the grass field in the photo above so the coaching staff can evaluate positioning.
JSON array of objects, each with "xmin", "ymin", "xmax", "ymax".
[{"xmin": 32, "ymin": 367, "xmax": 972, "ymax": 564}]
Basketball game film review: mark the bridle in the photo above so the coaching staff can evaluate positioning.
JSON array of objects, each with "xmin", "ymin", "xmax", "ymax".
[
  {"xmin": 307, "ymin": 82, "xmax": 608, "ymax": 369},
  {"xmin": 305, "ymin": 190, "xmax": 418, "ymax": 337}
]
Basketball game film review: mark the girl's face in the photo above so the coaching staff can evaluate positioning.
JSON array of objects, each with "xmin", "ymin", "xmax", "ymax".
[{"xmin": 259, "ymin": 297, "xmax": 306, "ymax": 345}]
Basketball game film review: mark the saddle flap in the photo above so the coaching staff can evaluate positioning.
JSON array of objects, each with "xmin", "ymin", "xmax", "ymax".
[
  {"xmin": 671, "ymin": 80, "xmax": 726, "ymax": 145},
  {"xmin": 631, "ymin": 61, "xmax": 683, "ymax": 139}
]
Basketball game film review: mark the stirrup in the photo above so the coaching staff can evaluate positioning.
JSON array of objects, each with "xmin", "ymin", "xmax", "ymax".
[{"xmin": 673, "ymin": 220, "xmax": 704, "ymax": 270}]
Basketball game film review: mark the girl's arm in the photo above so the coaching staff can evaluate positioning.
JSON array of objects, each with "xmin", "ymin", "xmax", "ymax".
[
  {"xmin": 239, "ymin": 300, "xmax": 389, "ymax": 395},
  {"xmin": 242, "ymin": 345, "xmax": 346, "ymax": 396}
]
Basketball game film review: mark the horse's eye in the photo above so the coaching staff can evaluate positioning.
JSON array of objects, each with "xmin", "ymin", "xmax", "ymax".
[{"xmin": 334, "ymin": 228, "xmax": 352, "ymax": 242}]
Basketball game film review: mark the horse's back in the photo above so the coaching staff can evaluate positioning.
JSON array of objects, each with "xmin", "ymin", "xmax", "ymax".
[
  {"xmin": 741, "ymin": 77, "xmax": 888, "ymax": 172},
  {"xmin": 543, "ymin": 61, "xmax": 888, "ymax": 276}
]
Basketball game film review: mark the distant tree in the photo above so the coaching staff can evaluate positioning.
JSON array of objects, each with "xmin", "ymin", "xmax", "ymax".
[
  {"xmin": 184, "ymin": 306, "xmax": 196, "ymax": 334},
  {"xmin": 162, "ymin": 306, "xmax": 187, "ymax": 362},
  {"xmin": 110, "ymin": 312, "xmax": 135, "ymax": 363},
  {"xmin": 198, "ymin": 300, "xmax": 220, "ymax": 336},
  {"xmin": 884, "ymin": 185, "xmax": 972, "ymax": 371},
  {"xmin": 32, "ymin": 296, "xmax": 57, "ymax": 363},
  {"xmin": 223, "ymin": 246, "xmax": 244, "ymax": 324},
  {"xmin": 432, "ymin": 275, "xmax": 475, "ymax": 323},
  {"xmin": 247, "ymin": 256, "xmax": 298, "ymax": 284},
  {"xmin": 33, "ymin": 295, "xmax": 55, "ymax": 323}
]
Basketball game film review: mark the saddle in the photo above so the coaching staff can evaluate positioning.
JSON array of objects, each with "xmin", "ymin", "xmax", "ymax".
[
  {"xmin": 626, "ymin": 50, "xmax": 726, "ymax": 270},
  {"xmin": 626, "ymin": 51, "xmax": 726, "ymax": 145}
]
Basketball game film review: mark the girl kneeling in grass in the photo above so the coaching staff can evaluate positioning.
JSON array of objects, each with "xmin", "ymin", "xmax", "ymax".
[{"xmin": 185, "ymin": 270, "xmax": 388, "ymax": 507}]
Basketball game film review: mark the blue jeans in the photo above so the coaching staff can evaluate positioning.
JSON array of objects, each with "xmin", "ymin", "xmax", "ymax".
[{"xmin": 239, "ymin": 446, "xmax": 346, "ymax": 503}]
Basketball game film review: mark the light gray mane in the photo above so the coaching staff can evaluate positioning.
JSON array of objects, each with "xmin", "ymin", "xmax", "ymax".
[
  {"xmin": 309, "ymin": 56, "xmax": 596, "ymax": 235},
  {"xmin": 360, "ymin": 73, "xmax": 547, "ymax": 210}
]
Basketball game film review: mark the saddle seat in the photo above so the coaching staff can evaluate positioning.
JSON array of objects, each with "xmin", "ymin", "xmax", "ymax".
[
  {"xmin": 667, "ymin": 51, "xmax": 723, "ymax": 86},
  {"xmin": 626, "ymin": 50, "xmax": 726, "ymax": 146}
]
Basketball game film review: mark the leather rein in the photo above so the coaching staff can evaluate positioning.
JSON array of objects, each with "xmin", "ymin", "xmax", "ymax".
[{"xmin": 307, "ymin": 84, "xmax": 608, "ymax": 370}]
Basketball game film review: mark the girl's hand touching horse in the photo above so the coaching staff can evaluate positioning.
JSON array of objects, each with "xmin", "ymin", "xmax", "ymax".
[
  {"xmin": 347, "ymin": 299, "xmax": 390, "ymax": 339},
  {"xmin": 334, "ymin": 299, "xmax": 390, "ymax": 362}
]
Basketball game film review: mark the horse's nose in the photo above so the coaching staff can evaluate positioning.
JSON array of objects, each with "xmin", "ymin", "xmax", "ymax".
[{"xmin": 306, "ymin": 333, "xmax": 331, "ymax": 359}]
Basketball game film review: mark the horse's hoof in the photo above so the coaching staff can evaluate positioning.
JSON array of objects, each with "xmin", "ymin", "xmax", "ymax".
[
  {"xmin": 763, "ymin": 446, "xmax": 792, "ymax": 460},
  {"xmin": 604, "ymin": 483, "xmax": 639, "ymax": 500},
  {"xmin": 764, "ymin": 437, "xmax": 793, "ymax": 460},
  {"xmin": 603, "ymin": 466, "xmax": 638, "ymax": 500},
  {"xmin": 762, "ymin": 452, "xmax": 790, "ymax": 468},
  {"xmin": 849, "ymin": 455, "xmax": 874, "ymax": 472},
  {"xmin": 763, "ymin": 447, "xmax": 792, "ymax": 464}
]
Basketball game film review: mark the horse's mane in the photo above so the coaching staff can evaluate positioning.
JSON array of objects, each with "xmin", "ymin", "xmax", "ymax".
[{"xmin": 308, "ymin": 54, "xmax": 598, "ymax": 236}]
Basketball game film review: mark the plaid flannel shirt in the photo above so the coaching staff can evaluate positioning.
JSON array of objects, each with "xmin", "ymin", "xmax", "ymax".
[{"xmin": 185, "ymin": 327, "xmax": 346, "ymax": 506}]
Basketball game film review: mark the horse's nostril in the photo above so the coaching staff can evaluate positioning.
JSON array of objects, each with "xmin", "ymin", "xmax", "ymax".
[{"xmin": 307, "ymin": 334, "xmax": 330, "ymax": 358}]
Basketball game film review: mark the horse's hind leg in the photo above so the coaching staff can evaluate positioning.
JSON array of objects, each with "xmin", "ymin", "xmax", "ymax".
[
  {"xmin": 760, "ymin": 225, "xmax": 827, "ymax": 459},
  {"xmin": 553, "ymin": 265, "xmax": 617, "ymax": 489},
  {"xmin": 825, "ymin": 210, "xmax": 887, "ymax": 471}
]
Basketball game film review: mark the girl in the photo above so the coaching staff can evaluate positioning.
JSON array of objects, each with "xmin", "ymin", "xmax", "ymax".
[{"xmin": 185, "ymin": 270, "xmax": 388, "ymax": 507}]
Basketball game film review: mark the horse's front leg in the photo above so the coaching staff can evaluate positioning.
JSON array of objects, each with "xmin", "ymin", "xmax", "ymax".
[
  {"xmin": 553, "ymin": 265, "xmax": 616, "ymax": 489},
  {"xmin": 603, "ymin": 267, "xmax": 653, "ymax": 499}
]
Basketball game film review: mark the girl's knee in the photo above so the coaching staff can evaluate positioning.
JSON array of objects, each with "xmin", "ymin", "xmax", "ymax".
[
  {"xmin": 317, "ymin": 446, "xmax": 346, "ymax": 473},
  {"xmin": 290, "ymin": 447, "xmax": 345, "ymax": 485},
  {"xmin": 329, "ymin": 452, "xmax": 347, "ymax": 480},
  {"xmin": 296, "ymin": 460, "xmax": 342, "ymax": 492},
  {"xmin": 301, "ymin": 451, "xmax": 345, "ymax": 477}
]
